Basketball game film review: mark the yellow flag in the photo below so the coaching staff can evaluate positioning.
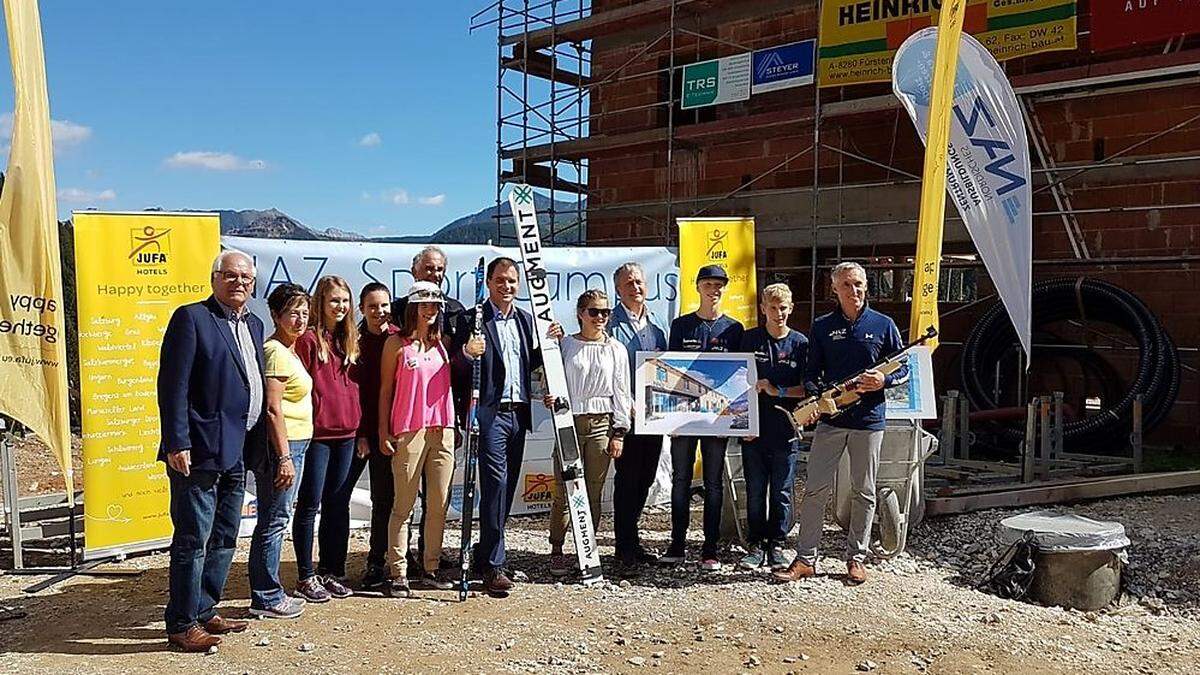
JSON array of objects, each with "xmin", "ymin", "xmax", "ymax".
[
  {"xmin": 0, "ymin": 0, "xmax": 73, "ymax": 496},
  {"xmin": 908, "ymin": 0, "xmax": 968, "ymax": 352}
]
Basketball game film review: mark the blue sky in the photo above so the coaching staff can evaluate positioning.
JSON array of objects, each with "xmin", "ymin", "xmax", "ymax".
[{"xmin": 0, "ymin": 2, "xmax": 500, "ymax": 236}]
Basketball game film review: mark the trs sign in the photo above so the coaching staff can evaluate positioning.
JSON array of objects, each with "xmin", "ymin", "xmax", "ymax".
[
  {"xmin": 681, "ymin": 52, "xmax": 751, "ymax": 110},
  {"xmin": 751, "ymin": 40, "xmax": 816, "ymax": 94}
]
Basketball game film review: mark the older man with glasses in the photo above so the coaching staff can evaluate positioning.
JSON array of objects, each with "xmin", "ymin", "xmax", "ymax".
[{"xmin": 157, "ymin": 250, "xmax": 269, "ymax": 651}]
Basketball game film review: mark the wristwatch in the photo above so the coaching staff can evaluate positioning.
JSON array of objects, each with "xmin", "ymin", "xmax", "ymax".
[{"xmin": 611, "ymin": 427, "xmax": 628, "ymax": 440}]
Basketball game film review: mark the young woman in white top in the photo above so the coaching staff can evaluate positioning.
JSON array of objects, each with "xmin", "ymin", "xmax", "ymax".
[{"xmin": 544, "ymin": 289, "xmax": 633, "ymax": 576}]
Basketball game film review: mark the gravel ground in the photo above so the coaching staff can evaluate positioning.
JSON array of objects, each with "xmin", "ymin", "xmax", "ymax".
[{"xmin": 2, "ymin": 494, "xmax": 1199, "ymax": 673}]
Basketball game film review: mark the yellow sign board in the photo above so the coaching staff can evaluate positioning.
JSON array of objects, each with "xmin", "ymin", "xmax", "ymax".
[
  {"xmin": 677, "ymin": 217, "xmax": 758, "ymax": 329},
  {"xmin": 74, "ymin": 212, "xmax": 220, "ymax": 559},
  {"xmin": 818, "ymin": 0, "xmax": 1077, "ymax": 87}
]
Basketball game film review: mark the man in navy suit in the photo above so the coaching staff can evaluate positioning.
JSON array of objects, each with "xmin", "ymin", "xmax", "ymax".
[
  {"xmin": 157, "ymin": 250, "xmax": 268, "ymax": 651},
  {"xmin": 452, "ymin": 257, "xmax": 558, "ymax": 596}
]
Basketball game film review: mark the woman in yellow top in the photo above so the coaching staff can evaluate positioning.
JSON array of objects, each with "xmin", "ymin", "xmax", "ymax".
[{"xmin": 249, "ymin": 283, "xmax": 312, "ymax": 620}]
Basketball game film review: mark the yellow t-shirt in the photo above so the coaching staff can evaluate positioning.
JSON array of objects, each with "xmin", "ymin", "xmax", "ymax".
[{"xmin": 263, "ymin": 338, "xmax": 314, "ymax": 440}]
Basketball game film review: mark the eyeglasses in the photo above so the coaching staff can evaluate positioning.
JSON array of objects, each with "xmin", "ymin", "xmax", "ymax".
[
  {"xmin": 219, "ymin": 271, "xmax": 255, "ymax": 286},
  {"xmin": 584, "ymin": 307, "xmax": 611, "ymax": 318}
]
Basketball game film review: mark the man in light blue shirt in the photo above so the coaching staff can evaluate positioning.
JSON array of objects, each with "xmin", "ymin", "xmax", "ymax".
[{"xmin": 491, "ymin": 300, "xmax": 528, "ymax": 404}]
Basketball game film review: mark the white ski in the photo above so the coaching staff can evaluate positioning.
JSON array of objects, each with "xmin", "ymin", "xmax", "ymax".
[{"xmin": 508, "ymin": 184, "xmax": 603, "ymax": 584}]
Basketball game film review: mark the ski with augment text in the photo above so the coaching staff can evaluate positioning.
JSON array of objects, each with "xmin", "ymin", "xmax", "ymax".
[
  {"xmin": 508, "ymin": 185, "xmax": 603, "ymax": 584},
  {"xmin": 458, "ymin": 256, "xmax": 486, "ymax": 601}
]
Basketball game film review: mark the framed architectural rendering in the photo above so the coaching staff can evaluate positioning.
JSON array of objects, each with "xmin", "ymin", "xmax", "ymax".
[{"xmin": 635, "ymin": 351, "xmax": 759, "ymax": 437}]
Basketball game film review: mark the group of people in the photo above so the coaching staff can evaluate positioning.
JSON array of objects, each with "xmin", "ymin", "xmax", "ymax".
[{"xmin": 156, "ymin": 245, "xmax": 906, "ymax": 653}]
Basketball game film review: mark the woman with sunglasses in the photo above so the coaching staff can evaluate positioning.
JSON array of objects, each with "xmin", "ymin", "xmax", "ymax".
[{"xmin": 545, "ymin": 289, "xmax": 632, "ymax": 577}]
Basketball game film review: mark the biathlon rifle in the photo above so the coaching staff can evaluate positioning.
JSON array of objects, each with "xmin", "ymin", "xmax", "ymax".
[{"xmin": 777, "ymin": 326, "xmax": 937, "ymax": 434}]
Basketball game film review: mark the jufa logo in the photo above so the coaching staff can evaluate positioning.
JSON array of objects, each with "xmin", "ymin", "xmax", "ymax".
[
  {"xmin": 706, "ymin": 228, "xmax": 728, "ymax": 260},
  {"xmin": 129, "ymin": 226, "xmax": 171, "ymax": 266}
]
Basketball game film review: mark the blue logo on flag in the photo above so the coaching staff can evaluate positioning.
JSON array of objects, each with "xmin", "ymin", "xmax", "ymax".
[{"xmin": 752, "ymin": 40, "xmax": 815, "ymax": 94}]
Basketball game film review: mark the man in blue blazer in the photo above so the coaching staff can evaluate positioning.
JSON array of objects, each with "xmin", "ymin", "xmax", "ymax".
[
  {"xmin": 157, "ymin": 250, "xmax": 269, "ymax": 651},
  {"xmin": 451, "ymin": 256, "xmax": 558, "ymax": 596},
  {"xmin": 606, "ymin": 261, "xmax": 669, "ymax": 575}
]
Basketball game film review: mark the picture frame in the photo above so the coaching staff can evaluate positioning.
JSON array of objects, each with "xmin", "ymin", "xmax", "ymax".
[{"xmin": 635, "ymin": 351, "xmax": 759, "ymax": 437}]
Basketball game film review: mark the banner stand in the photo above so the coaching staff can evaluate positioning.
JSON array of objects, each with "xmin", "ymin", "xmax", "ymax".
[{"xmin": 0, "ymin": 419, "xmax": 141, "ymax": 593}]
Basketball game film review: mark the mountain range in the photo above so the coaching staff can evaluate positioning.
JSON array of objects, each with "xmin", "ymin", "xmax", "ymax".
[{"xmin": 202, "ymin": 193, "xmax": 586, "ymax": 244}]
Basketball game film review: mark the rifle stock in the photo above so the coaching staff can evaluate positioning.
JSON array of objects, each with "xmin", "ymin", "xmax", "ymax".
[{"xmin": 778, "ymin": 326, "xmax": 937, "ymax": 435}]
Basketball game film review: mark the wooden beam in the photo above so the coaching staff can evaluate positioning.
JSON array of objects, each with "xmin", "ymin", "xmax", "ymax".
[{"xmin": 926, "ymin": 470, "xmax": 1200, "ymax": 516}]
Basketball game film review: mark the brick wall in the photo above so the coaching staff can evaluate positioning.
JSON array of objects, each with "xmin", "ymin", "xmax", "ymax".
[{"xmin": 578, "ymin": 1, "xmax": 1200, "ymax": 447}]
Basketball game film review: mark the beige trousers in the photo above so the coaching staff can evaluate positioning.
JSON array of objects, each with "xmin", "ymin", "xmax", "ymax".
[
  {"xmin": 386, "ymin": 427, "xmax": 455, "ymax": 577},
  {"xmin": 550, "ymin": 413, "xmax": 613, "ymax": 548}
]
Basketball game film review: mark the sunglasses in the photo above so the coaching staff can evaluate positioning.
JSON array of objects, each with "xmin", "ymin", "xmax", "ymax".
[{"xmin": 584, "ymin": 307, "xmax": 612, "ymax": 318}]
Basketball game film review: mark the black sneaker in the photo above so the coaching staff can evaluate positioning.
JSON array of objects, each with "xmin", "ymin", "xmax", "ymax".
[
  {"xmin": 360, "ymin": 565, "xmax": 388, "ymax": 591},
  {"xmin": 411, "ymin": 572, "xmax": 454, "ymax": 591},
  {"xmin": 633, "ymin": 546, "xmax": 659, "ymax": 565},
  {"xmin": 768, "ymin": 546, "xmax": 790, "ymax": 571},
  {"xmin": 660, "ymin": 542, "xmax": 686, "ymax": 565}
]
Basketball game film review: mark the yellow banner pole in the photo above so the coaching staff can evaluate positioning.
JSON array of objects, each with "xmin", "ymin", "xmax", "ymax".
[{"xmin": 908, "ymin": 0, "xmax": 968, "ymax": 352}]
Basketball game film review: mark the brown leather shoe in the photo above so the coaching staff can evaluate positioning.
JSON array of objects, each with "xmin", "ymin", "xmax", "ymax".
[
  {"xmin": 483, "ymin": 569, "xmax": 514, "ymax": 596},
  {"xmin": 203, "ymin": 614, "xmax": 249, "ymax": 634},
  {"xmin": 771, "ymin": 559, "xmax": 816, "ymax": 583},
  {"xmin": 846, "ymin": 560, "xmax": 868, "ymax": 585},
  {"xmin": 167, "ymin": 625, "xmax": 221, "ymax": 652}
]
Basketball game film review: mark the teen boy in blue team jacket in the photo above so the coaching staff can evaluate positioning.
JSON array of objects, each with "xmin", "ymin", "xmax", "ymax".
[
  {"xmin": 738, "ymin": 283, "xmax": 808, "ymax": 572},
  {"xmin": 774, "ymin": 262, "xmax": 908, "ymax": 586},
  {"xmin": 663, "ymin": 265, "xmax": 744, "ymax": 571}
]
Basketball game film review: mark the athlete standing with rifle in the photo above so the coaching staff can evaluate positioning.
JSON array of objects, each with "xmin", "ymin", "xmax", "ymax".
[{"xmin": 774, "ymin": 262, "xmax": 909, "ymax": 586}]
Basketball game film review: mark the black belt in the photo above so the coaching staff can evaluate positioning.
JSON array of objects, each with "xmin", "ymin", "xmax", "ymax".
[{"xmin": 496, "ymin": 402, "xmax": 528, "ymax": 412}]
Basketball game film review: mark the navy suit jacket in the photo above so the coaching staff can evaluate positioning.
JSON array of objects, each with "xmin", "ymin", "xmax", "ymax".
[
  {"xmin": 451, "ymin": 302, "xmax": 543, "ymax": 431},
  {"xmin": 157, "ymin": 296, "xmax": 269, "ymax": 473}
]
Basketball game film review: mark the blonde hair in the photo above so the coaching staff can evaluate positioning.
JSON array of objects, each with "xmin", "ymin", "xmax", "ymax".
[
  {"xmin": 761, "ymin": 283, "xmax": 793, "ymax": 305},
  {"xmin": 310, "ymin": 275, "xmax": 359, "ymax": 367}
]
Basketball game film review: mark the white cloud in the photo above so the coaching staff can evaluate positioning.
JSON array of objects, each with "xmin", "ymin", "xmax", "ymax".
[
  {"xmin": 0, "ymin": 112, "xmax": 93, "ymax": 154},
  {"xmin": 377, "ymin": 188, "xmax": 445, "ymax": 207},
  {"xmin": 164, "ymin": 151, "xmax": 267, "ymax": 171},
  {"xmin": 358, "ymin": 132, "xmax": 382, "ymax": 147},
  {"xmin": 58, "ymin": 187, "xmax": 116, "ymax": 203},
  {"xmin": 382, "ymin": 188, "xmax": 410, "ymax": 205}
]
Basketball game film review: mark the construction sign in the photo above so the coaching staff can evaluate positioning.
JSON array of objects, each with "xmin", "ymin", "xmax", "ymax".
[
  {"xmin": 677, "ymin": 217, "xmax": 758, "ymax": 329},
  {"xmin": 817, "ymin": 0, "xmax": 1077, "ymax": 87}
]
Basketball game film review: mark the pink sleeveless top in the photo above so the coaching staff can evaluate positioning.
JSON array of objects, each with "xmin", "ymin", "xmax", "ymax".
[{"xmin": 390, "ymin": 339, "xmax": 455, "ymax": 434}]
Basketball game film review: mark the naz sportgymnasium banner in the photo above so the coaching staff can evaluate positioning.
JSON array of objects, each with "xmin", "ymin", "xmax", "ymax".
[
  {"xmin": 894, "ymin": 29, "xmax": 1033, "ymax": 358},
  {"xmin": 818, "ymin": 0, "xmax": 1077, "ymax": 87},
  {"xmin": 75, "ymin": 212, "xmax": 220, "ymax": 559},
  {"xmin": 676, "ymin": 218, "xmax": 758, "ymax": 330},
  {"xmin": 227, "ymin": 236, "xmax": 679, "ymax": 517}
]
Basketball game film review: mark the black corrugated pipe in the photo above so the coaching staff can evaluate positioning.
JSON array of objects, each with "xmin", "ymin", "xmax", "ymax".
[{"xmin": 960, "ymin": 277, "xmax": 1180, "ymax": 450}]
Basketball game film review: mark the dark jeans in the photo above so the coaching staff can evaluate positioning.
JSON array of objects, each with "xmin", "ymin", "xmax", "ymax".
[
  {"xmin": 612, "ymin": 428, "xmax": 662, "ymax": 557},
  {"xmin": 669, "ymin": 436, "xmax": 727, "ymax": 551},
  {"xmin": 248, "ymin": 440, "xmax": 309, "ymax": 609},
  {"xmin": 345, "ymin": 437, "xmax": 394, "ymax": 572},
  {"xmin": 293, "ymin": 437, "xmax": 355, "ymax": 580},
  {"xmin": 476, "ymin": 406, "xmax": 528, "ymax": 571},
  {"xmin": 742, "ymin": 436, "xmax": 799, "ymax": 548},
  {"xmin": 164, "ymin": 462, "xmax": 245, "ymax": 635}
]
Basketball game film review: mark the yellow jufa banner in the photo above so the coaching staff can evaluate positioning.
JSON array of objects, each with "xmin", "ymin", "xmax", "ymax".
[
  {"xmin": 907, "ymin": 2, "xmax": 969, "ymax": 351},
  {"xmin": 0, "ymin": 0, "xmax": 73, "ymax": 495},
  {"xmin": 678, "ymin": 218, "xmax": 758, "ymax": 329},
  {"xmin": 74, "ymin": 212, "xmax": 220, "ymax": 559},
  {"xmin": 818, "ymin": 0, "xmax": 1076, "ymax": 87}
]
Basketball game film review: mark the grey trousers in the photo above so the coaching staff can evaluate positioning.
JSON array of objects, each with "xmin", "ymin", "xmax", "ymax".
[{"xmin": 794, "ymin": 423, "xmax": 883, "ymax": 565}]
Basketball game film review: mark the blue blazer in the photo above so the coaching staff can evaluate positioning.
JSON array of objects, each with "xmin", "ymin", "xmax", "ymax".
[
  {"xmin": 451, "ymin": 302, "xmax": 543, "ymax": 432},
  {"xmin": 157, "ymin": 296, "xmax": 269, "ymax": 473},
  {"xmin": 608, "ymin": 302, "xmax": 669, "ymax": 383}
]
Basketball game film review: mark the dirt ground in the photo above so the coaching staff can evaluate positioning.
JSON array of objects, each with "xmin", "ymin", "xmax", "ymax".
[{"xmin": 2, "ymin": 495, "xmax": 1199, "ymax": 674}]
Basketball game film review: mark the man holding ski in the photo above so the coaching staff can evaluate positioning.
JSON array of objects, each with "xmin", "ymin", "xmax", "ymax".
[
  {"xmin": 774, "ymin": 262, "xmax": 908, "ymax": 586},
  {"xmin": 452, "ymin": 257, "xmax": 560, "ymax": 596}
]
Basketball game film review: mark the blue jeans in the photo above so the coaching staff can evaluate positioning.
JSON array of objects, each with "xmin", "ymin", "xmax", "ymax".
[
  {"xmin": 164, "ymin": 462, "xmax": 245, "ymax": 635},
  {"xmin": 742, "ymin": 437, "xmax": 799, "ymax": 548},
  {"xmin": 669, "ymin": 437, "xmax": 727, "ymax": 551},
  {"xmin": 476, "ymin": 406, "xmax": 528, "ymax": 571},
  {"xmin": 248, "ymin": 439, "xmax": 308, "ymax": 609},
  {"xmin": 292, "ymin": 437, "xmax": 355, "ymax": 580}
]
